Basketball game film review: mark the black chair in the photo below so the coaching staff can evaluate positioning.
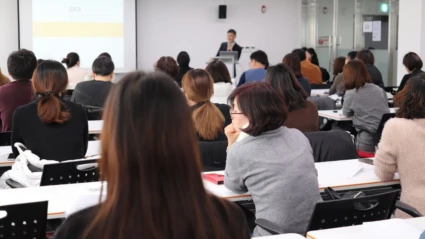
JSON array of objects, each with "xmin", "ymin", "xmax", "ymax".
[
  {"xmin": 0, "ymin": 201, "xmax": 48, "ymax": 239},
  {"xmin": 0, "ymin": 132, "xmax": 11, "ymax": 146},
  {"xmin": 198, "ymin": 141, "xmax": 227, "ymax": 172},
  {"xmin": 308, "ymin": 97, "xmax": 336, "ymax": 131},
  {"xmin": 256, "ymin": 190, "xmax": 401, "ymax": 235},
  {"xmin": 384, "ymin": 86, "xmax": 398, "ymax": 96},
  {"xmin": 63, "ymin": 89, "xmax": 74, "ymax": 102},
  {"xmin": 304, "ymin": 130, "xmax": 358, "ymax": 162},
  {"xmin": 374, "ymin": 113, "xmax": 396, "ymax": 144},
  {"xmin": 82, "ymin": 105, "xmax": 104, "ymax": 121},
  {"xmin": 40, "ymin": 159, "xmax": 99, "ymax": 186}
]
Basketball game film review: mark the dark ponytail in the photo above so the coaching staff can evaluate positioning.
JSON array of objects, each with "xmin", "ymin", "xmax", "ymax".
[
  {"xmin": 33, "ymin": 60, "xmax": 70, "ymax": 124},
  {"xmin": 61, "ymin": 52, "xmax": 80, "ymax": 68}
]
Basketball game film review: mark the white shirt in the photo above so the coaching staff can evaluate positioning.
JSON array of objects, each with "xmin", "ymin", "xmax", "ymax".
[
  {"xmin": 211, "ymin": 82, "xmax": 234, "ymax": 105},
  {"xmin": 66, "ymin": 65, "xmax": 89, "ymax": 84}
]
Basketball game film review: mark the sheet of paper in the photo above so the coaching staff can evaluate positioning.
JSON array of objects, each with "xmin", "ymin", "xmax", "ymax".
[
  {"xmin": 372, "ymin": 21, "xmax": 381, "ymax": 41},
  {"xmin": 363, "ymin": 21, "xmax": 373, "ymax": 32},
  {"xmin": 362, "ymin": 219, "xmax": 422, "ymax": 239}
]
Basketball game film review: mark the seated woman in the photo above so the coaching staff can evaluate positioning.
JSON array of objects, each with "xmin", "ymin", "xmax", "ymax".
[
  {"xmin": 397, "ymin": 52, "xmax": 423, "ymax": 93},
  {"xmin": 282, "ymin": 53, "xmax": 311, "ymax": 96},
  {"xmin": 375, "ymin": 73, "xmax": 425, "ymax": 218},
  {"xmin": 11, "ymin": 60, "xmax": 88, "ymax": 161},
  {"xmin": 205, "ymin": 59, "xmax": 234, "ymax": 104},
  {"xmin": 154, "ymin": 56, "xmax": 179, "ymax": 83},
  {"xmin": 224, "ymin": 82, "xmax": 321, "ymax": 237},
  {"xmin": 342, "ymin": 60, "xmax": 389, "ymax": 154},
  {"xmin": 306, "ymin": 48, "xmax": 330, "ymax": 83},
  {"xmin": 182, "ymin": 69, "xmax": 231, "ymax": 141},
  {"xmin": 54, "ymin": 71, "xmax": 249, "ymax": 239},
  {"xmin": 329, "ymin": 57, "xmax": 346, "ymax": 96},
  {"xmin": 356, "ymin": 50, "xmax": 385, "ymax": 88},
  {"xmin": 266, "ymin": 64, "xmax": 319, "ymax": 132},
  {"xmin": 175, "ymin": 51, "xmax": 193, "ymax": 87}
]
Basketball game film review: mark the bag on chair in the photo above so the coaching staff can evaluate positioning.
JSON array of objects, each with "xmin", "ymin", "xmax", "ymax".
[{"xmin": 0, "ymin": 143, "xmax": 59, "ymax": 189}]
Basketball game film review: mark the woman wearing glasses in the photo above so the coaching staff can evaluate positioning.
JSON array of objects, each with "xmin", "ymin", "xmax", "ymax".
[{"xmin": 224, "ymin": 82, "xmax": 321, "ymax": 237}]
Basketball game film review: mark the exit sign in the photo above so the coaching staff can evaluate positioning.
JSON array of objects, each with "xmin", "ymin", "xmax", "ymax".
[{"xmin": 380, "ymin": 2, "xmax": 389, "ymax": 13}]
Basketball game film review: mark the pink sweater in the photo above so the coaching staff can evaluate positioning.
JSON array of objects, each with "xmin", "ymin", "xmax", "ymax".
[{"xmin": 374, "ymin": 118, "xmax": 425, "ymax": 218}]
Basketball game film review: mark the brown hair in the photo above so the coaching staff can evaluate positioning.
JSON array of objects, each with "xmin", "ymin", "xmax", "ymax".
[
  {"xmin": 333, "ymin": 57, "xmax": 346, "ymax": 76},
  {"xmin": 356, "ymin": 50, "xmax": 375, "ymax": 65},
  {"xmin": 228, "ymin": 82, "xmax": 287, "ymax": 136},
  {"xmin": 266, "ymin": 64, "xmax": 307, "ymax": 111},
  {"xmin": 343, "ymin": 60, "xmax": 372, "ymax": 91},
  {"xmin": 32, "ymin": 60, "xmax": 70, "ymax": 124},
  {"xmin": 403, "ymin": 52, "xmax": 423, "ymax": 72},
  {"xmin": 82, "ymin": 71, "xmax": 246, "ymax": 239},
  {"xmin": 155, "ymin": 56, "xmax": 179, "ymax": 80},
  {"xmin": 182, "ymin": 69, "xmax": 225, "ymax": 140},
  {"xmin": 0, "ymin": 69, "xmax": 10, "ymax": 86},
  {"xmin": 282, "ymin": 53, "xmax": 303, "ymax": 78},
  {"xmin": 394, "ymin": 73, "xmax": 425, "ymax": 119},
  {"xmin": 205, "ymin": 60, "xmax": 232, "ymax": 84}
]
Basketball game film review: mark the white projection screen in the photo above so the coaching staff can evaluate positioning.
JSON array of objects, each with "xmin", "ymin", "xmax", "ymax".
[{"xmin": 18, "ymin": 0, "xmax": 137, "ymax": 72}]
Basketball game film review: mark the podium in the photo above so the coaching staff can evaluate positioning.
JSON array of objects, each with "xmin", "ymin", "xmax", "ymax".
[{"xmin": 214, "ymin": 51, "xmax": 239, "ymax": 77}]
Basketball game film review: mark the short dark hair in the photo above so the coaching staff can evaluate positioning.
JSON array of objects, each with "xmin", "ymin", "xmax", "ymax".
[
  {"xmin": 250, "ymin": 50, "xmax": 269, "ymax": 69},
  {"xmin": 266, "ymin": 63, "xmax": 307, "ymax": 111},
  {"xmin": 343, "ymin": 60, "xmax": 372, "ymax": 90},
  {"xmin": 394, "ymin": 73, "xmax": 425, "ymax": 119},
  {"xmin": 282, "ymin": 53, "xmax": 303, "ymax": 78},
  {"xmin": 347, "ymin": 51, "xmax": 358, "ymax": 60},
  {"xmin": 292, "ymin": 49, "xmax": 306, "ymax": 61},
  {"xmin": 92, "ymin": 57, "xmax": 115, "ymax": 76},
  {"xmin": 155, "ymin": 56, "xmax": 179, "ymax": 80},
  {"xmin": 98, "ymin": 52, "xmax": 112, "ymax": 60},
  {"xmin": 333, "ymin": 57, "xmax": 346, "ymax": 76},
  {"xmin": 356, "ymin": 50, "xmax": 375, "ymax": 65},
  {"xmin": 7, "ymin": 49, "xmax": 37, "ymax": 81},
  {"xmin": 61, "ymin": 52, "xmax": 79, "ymax": 68},
  {"xmin": 403, "ymin": 52, "xmax": 423, "ymax": 72},
  {"xmin": 205, "ymin": 60, "xmax": 232, "ymax": 84},
  {"xmin": 228, "ymin": 82, "xmax": 287, "ymax": 136},
  {"xmin": 177, "ymin": 51, "xmax": 190, "ymax": 67},
  {"xmin": 227, "ymin": 29, "xmax": 236, "ymax": 35}
]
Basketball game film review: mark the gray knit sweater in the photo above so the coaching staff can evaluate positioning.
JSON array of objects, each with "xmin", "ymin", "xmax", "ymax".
[{"xmin": 224, "ymin": 127, "xmax": 321, "ymax": 237}]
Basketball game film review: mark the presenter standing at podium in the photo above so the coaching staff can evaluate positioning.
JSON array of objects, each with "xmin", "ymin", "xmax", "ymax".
[{"xmin": 216, "ymin": 29, "xmax": 243, "ymax": 60}]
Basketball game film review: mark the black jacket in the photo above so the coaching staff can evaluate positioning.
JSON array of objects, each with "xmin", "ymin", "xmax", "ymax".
[
  {"xmin": 216, "ymin": 42, "xmax": 243, "ymax": 60},
  {"xmin": 366, "ymin": 64, "xmax": 385, "ymax": 88},
  {"xmin": 176, "ymin": 66, "xmax": 193, "ymax": 87},
  {"xmin": 398, "ymin": 69, "xmax": 424, "ymax": 93}
]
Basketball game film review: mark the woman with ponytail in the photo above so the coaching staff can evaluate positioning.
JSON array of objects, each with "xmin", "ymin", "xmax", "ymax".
[
  {"xmin": 62, "ymin": 52, "xmax": 88, "ymax": 84},
  {"xmin": 11, "ymin": 60, "xmax": 88, "ymax": 161},
  {"xmin": 182, "ymin": 69, "xmax": 231, "ymax": 141}
]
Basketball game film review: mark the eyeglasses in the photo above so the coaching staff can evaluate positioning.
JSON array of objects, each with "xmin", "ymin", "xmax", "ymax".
[{"xmin": 230, "ymin": 109, "xmax": 244, "ymax": 115}]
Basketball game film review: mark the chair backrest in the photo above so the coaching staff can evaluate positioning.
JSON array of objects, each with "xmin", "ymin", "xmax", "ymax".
[
  {"xmin": 40, "ymin": 159, "xmax": 99, "ymax": 186},
  {"xmin": 198, "ymin": 141, "xmax": 227, "ymax": 172},
  {"xmin": 0, "ymin": 201, "xmax": 48, "ymax": 239},
  {"xmin": 308, "ymin": 97, "xmax": 336, "ymax": 130},
  {"xmin": 304, "ymin": 130, "xmax": 358, "ymax": 162},
  {"xmin": 83, "ymin": 105, "xmax": 104, "ymax": 121},
  {"xmin": 0, "ymin": 132, "xmax": 11, "ymax": 146},
  {"xmin": 307, "ymin": 190, "xmax": 400, "ymax": 231},
  {"xmin": 375, "ymin": 113, "xmax": 396, "ymax": 144}
]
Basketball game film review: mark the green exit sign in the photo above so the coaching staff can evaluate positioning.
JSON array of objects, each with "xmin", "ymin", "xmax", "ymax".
[{"xmin": 380, "ymin": 2, "xmax": 389, "ymax": 13}]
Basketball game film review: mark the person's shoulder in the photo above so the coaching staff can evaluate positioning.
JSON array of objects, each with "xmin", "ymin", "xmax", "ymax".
[
  {"xmin": 306, "ymin": 100, "xmax": 318, "ymax": 110},
  {"xmin": 75, "ymin": 80, "xmax": 94, "ymax": 88},
  {"xmin": 55, "ymin": 205, "xmax": 99, "ymax": 239},
  {"xmin": 385, "ymin": 118, "xmax": 412, "ymax": 130},
  {"xmin": 214, "ymin": 103, "xmax": 230, "ymax": 111}
]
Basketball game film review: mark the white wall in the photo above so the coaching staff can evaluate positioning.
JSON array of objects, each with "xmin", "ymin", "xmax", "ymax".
[
  {"xmin": 137, "ymin": 0, "xmax": 302, "ymax": 71},
  {"xmin": 397, "ymin": 0, "xmax": 425, "ymax": 83},
  {"xmin": 0, "ymin": 0, "xmax": 19, "ymax": 74}
]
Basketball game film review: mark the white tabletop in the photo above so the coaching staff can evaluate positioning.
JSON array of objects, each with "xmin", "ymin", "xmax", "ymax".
[
  {"xmin": 88, "ymin": 120, "xmax": 103, "ymax": 134},
  {"xmin": 311, "ymin": 89, "xmax": 330, "ymax": 97},
  {"xmin": 253, "ymin": 234, "xmax": 305, "ymax": 239},
  {"xmin": 0, "ymin": 182, "xmax": 103, "ymax": 219},
  {"xmin": 318, "ymin": 108, "xmax": 396, "ymax": 121},
  {"xmin": 203, "ymin": 159, "xmax": 400, "ymax": 201},
  {"xmin": 0, "ymin": 140, "xmax": 101, "ymax": 167},
  {"xmin": 306, "ymin": 217, "xmax": 425, "ymax": 239}
]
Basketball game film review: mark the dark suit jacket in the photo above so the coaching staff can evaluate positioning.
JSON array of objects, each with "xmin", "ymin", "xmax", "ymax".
[
  {"xmin": 216, "ymin": 42, "xmax": 242, "ymax": 60},
  {"xmin": 366, "ymin": 64, "xmax": 385, "ymax": 88}
]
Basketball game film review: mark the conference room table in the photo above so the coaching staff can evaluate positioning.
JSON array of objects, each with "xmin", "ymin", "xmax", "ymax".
[
  {"xmin": 306, "ymin": 217, "xmax": 425, "ymax": 239},
  {"xmin": 88, "ymin": 120, "xmax": 103, "ymax": 134},
  {"xmin": 311, "ymin": 89, "xmax": 394, "ymax": 100},
  {"xmin": 0, "ymin": 140, "xmax": 101, "ymax": 168},
  {"xmin": 0, "ymin": 158, "xmax": 401, "ymax": 220},
  {"xmin": 203, "ymin": 159, "xmax": 400, "ymax": 202},
  {"xmin": 318, "ymin": 108, "xmax": 397, "ymax": 121},
  {"xmin": 254, "ymin": 234, "xmax": 306, "ymax": 239}
]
